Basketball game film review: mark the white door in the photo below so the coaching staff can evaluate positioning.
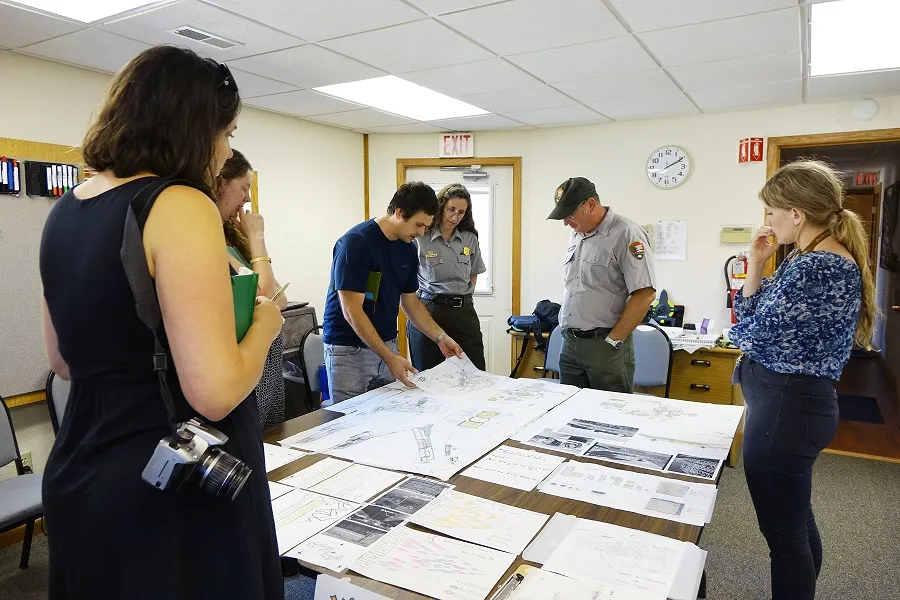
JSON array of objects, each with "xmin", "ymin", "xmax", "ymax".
[{"xmin": 406, "ymin": 166, "xmax": 514, "ymax": 376}]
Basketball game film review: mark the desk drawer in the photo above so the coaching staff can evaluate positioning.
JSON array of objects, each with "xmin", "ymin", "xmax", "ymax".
[
  {"xmin": 511, "ymin": 337, "xmax": 547, "ymax": 379},
  {"xmin": 671, "ymin": 351, "xmax": 734, "ymax": 381},
  {"xmin": 669, "ymin": 375, "xmax": 733, "ymax": 404}
]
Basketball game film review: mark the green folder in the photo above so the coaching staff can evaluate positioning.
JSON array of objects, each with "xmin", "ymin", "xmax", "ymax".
[
  {"xmin": 232, "ymin": 272, "xmax": 259, "ymax": 342},
  {"xmin": 365, "ymin": 271, "xmax": 382, "ymax": 302}
]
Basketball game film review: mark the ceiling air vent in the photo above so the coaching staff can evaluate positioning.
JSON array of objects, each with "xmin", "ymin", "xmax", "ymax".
[{"xmin": 169, "ymin": 26, "xmax": 239, "ymax": 50}]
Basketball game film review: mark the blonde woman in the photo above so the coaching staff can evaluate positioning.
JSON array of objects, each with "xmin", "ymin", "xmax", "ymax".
[{"xmin": 730, "ymin": 160, "xmax": 874, "ymax": 600}]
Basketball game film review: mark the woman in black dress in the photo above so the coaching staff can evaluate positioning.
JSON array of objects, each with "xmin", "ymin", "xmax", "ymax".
[{"xmin": 40, "ymin": 46, "xmax": 284, "ymax": 599}]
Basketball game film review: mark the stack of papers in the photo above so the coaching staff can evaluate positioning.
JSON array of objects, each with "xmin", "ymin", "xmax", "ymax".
[
  {"xmin": 524, "ymin": 514, "xmax": 707, "ymax": 600},
  {"xmin": 537, "ymin": 460, "xmax": 718, "ymax": 526}
]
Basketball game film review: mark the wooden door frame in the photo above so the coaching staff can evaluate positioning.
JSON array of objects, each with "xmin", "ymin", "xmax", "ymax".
[
  {"xmin": 395, "ymin": 156, "xmax": 523, "ymax": 359},
  {"xmin": 764, "ymin": 127, "xmax": 900, "ymax": 275}
]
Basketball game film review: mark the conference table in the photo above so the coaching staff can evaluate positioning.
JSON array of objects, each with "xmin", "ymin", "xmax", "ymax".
[{"xmin": 264, "ymin": 407, "xmax": 714, "ymax": 599}]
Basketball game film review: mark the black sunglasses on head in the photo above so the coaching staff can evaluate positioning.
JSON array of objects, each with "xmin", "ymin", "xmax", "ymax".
[{"xmin": 218, "ymin": 63, "xmax": 238, "ymax": 92}]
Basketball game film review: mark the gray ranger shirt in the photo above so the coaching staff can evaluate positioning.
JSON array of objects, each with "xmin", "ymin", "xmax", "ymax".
[
  {"xmin": 560, "ymin": 207, "xmax": 656, "ymax": 330},
  {"xmin": 415, "ymin": 228, "xmax": 486, "ymax": 296}
]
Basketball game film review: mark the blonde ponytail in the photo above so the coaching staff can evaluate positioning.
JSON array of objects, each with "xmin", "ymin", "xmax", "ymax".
[
  {"xmin": 760, "ymin": 160, "xmax": 876, "ymax": 348},
  {"xmin": 829, "ymin": 208, "xmax": 876, "ymax": 347}
]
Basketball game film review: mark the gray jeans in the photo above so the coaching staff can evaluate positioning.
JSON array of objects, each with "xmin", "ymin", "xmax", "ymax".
[{"xmin": 324, "ymin": 338, "xmax": 398, "ymax": 404}]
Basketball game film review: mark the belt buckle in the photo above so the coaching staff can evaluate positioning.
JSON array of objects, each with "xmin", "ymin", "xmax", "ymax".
[{"xmin": 452, "ymin": 296, "xmax": 463, "ymax": 308}]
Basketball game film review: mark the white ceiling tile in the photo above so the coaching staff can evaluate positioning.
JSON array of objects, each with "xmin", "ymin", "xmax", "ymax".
[
  {"xmin": 609, "ymin": 0, "xmax": 797, "ymax": 33},
  {"xmin": 439, "ymin": 0, "xmax": 626, "ymax": 55},
  {"xmin": 555, "ymin": 69, "xmax": 680, "ymax": 103},
  {"xmin": 427, "ymin": 114, "xmax": 530, "ymax": 131},
  {"xmin": 367, "ymin": 122, "xmax": 445, "ymax": 133},
  {"xmin": 639, "ymin": 8, "xmax": 800, "ymax": 67},
  {"xmin": 671, "ymin": 51, "xmax": 801, "ymax": 91},
  {"xmin": 0, "ymin": 3, "xmax": 83, "ymax": 49},
  {"xmin": 588, "ymin": 93, "xmax": 699, "ymax": 121},
  {"xmin": 320, "ymin": 19, "xmax": 492, "ymax": 73},
  {"xmin": 401, "ymin": 59, "xmax": 542, "ymax": 96},
  {"xmin": 691, "ymin": 79, "xmax": 801, "ymax": 112},
  {"xmin": 101, "ymin": 0, "xmax": 303, "ymax": 60},
  {"xmin": 405, "ymin": 0, "xmax": 506, "ymax": 15},
  {"xmin": 502, "ymin": 104, "xmax": 609, "ymax": 126},
  {"xmin": 244, "ymin": 89, "xmax": 363, "ymax": 116},
  {"xmin": 462, "ymin": 85, "xmax": 574, "ymax": 113},
  {"xmin": 18, "ymin": 28, "xmax": 150, "ymax": 73},
  {"xmin": 230, "ymin": 68, "xmax": 298, "ymax": 98},
  {"xmin": 230, "ymin": 45, "xmax": 384, "ymax": 88},
  {"xmin": 202, "ymin": 0, "xmax": 423, "ymax": 42},
  {"xmin": 507, "ymin": 36, "xmax": 657, "ymax": 83},
  {"xmin": 309, "ymin": 109, "xmax": 414, "ymax": 129},
  {"xmin": 806, "ymin": 70, "xmax": 900, "ymax": 101}
]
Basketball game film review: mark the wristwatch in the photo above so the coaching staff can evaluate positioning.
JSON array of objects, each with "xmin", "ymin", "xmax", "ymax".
[{"xmin": 604, "ymin": 336, "xmax": 624, "ymax": 350}]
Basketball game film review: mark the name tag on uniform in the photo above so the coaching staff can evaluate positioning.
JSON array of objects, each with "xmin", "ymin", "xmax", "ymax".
[
  {"xmin": 463, "ymin": 247, "xmax": 470, "ymax": 256},
  {"xmin": 425, "ymin": 251, "xmax": 438, "ymax": 258}
]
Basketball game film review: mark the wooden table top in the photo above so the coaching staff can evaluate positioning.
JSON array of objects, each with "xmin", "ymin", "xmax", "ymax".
[{"xmin": 264, "ymin": 409, "xmax": 709, "ymax": 599}]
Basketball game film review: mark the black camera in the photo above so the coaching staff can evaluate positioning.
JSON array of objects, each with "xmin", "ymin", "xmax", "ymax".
[{"xmin": 141, "ymin": 418, "xmax": 251, "ymax": 501}]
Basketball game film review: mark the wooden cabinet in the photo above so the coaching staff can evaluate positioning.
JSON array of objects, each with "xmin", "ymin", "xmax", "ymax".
[{"xmin": 510, "ymin": 331, "xmax": 551, "ymax": 379}]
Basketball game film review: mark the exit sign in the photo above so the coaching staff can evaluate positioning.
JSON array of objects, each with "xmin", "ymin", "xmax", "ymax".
[
  {"xmin": 439, "ymin": 133, "xmax": 474, "ymax": 158},
  {"xmin": 855, "ymin": 172, "xmax": 878, "ymax": 186}
]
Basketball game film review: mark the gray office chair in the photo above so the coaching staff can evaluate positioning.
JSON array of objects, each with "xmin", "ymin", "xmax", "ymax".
[
  {"xmin": 0, "ymin": 396, "xmax": 43, "ymax": 569},
  {"xmin": 46, "ymin": 370, "xmax": 71, "ymax": 434},
  {"xmin": 299, "ymin": 326, "xmax": 325, "ymax": 410},
  {"xmin": 540, "ymin": 327, "xmax": 564, "ymax": 381},
  {"xmin": 633, "ymin": 322, "xmax": 674, "ymax": 397}
]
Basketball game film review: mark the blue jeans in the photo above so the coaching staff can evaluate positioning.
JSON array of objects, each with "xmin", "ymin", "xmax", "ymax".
[
  {"xmin": 737, "ymin": 357, "xmax": 839, "ymax": 600},
  {"xmin": 324, "ymin": 339, "xmax": 398, "ymax": 404}
]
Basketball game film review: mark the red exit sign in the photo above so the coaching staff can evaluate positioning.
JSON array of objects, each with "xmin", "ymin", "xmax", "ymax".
[
  {"xmin": 856, "ymin": 172, "xmax": 878, "ymax": 186},
  {"xmin": 438, "ymin": 133, "xmax": 474, "ymax": 158}
]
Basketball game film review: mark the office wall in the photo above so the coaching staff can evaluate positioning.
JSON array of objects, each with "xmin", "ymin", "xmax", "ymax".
[
  {"xmin": 0, "ymin": 51, "xmax": 364, "ymax": 474},
  {"xmin": 369, "ymin": 96, "xmax": 900, "ymax": 329}
]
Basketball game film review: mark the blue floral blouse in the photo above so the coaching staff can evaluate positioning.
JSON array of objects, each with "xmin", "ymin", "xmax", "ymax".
[{"xmin": 730, "ymin": 251, "xmax": 862, "ymax": 381}]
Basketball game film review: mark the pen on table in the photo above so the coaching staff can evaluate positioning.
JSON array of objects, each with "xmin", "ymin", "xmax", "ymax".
[
  {"xmin": 490, "ymin": 573, "xmax": 524, "ymax": 600},
  {"xmin": 272, "ymin": 281, "xmax": 290, "ymax": 302}
]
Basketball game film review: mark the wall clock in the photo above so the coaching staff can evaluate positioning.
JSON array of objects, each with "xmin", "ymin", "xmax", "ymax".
[{"xmin": 647, "ymin": 146, "xmax": 690, "ymax": 189}]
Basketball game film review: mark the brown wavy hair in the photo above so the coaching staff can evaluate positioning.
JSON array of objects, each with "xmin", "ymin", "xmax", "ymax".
[
  {"xmin": 427, "ymin": 183, "xmax": 479, "ymax": 237},
  {"xmin": 217, "ymin": 149, "xmax": 254, "ymax": 263},
  {"xmin": 760, "ymin": 160, "xmax": 875, "ymax": 347},
  {"xmin": 81, "ymin": 46, "xmax": 241, "ymax": 196}
]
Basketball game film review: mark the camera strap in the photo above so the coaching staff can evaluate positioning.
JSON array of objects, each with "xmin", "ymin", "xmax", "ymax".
[{"xmin": 120, "ymin": 177, "xmax": 205, "ymax": 438}]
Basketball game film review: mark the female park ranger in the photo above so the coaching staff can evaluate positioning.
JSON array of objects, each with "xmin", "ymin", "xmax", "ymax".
[{"xmin": 407, "ymin": 184, "xmax": 487, "ymax": 371}]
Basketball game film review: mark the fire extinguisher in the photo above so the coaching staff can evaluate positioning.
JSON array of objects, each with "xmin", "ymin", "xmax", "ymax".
[{"xmin": 725, "ymin": 254, "xmax": 748, "ymax": 324}]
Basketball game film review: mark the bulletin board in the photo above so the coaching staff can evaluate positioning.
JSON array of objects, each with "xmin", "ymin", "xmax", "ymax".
[{"xmin": 0, "ymin": 137, "xmax": 83, "ymax": 404}]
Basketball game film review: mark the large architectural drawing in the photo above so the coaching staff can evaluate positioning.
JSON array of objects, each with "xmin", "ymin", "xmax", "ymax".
[{"xmin": 279, "ymin": 361, "xmax": 579, "ymax": 480}]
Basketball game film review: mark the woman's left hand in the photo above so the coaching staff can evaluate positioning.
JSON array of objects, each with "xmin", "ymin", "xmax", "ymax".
[{"xmin": 234, "ymin": 209, "xmax": 265, "ymax": 242}]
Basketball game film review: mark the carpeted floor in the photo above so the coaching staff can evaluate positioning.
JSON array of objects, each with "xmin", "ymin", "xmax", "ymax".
[
  {"xmin": 700, "ymin": 452, "xmax": 900, "ymax": 600},
  {"xmin": 2, "ymin": 452, "xmax": 899, "ymax": 599}
]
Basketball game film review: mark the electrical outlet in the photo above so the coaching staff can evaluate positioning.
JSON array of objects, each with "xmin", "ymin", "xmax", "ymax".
[{"xmin": 21, "ymin": 451, "xmax": 32, "ymax": 471}]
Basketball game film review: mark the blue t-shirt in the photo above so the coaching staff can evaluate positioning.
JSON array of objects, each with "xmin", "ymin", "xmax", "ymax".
[{"xmin": 323, "ymin": 219, "xmax": 419, "ymax": 346}]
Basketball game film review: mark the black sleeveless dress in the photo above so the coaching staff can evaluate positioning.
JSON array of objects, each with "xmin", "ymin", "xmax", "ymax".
[{"xmin": 39, "ymin": 178, "xmax": 282, "ymax": 600}]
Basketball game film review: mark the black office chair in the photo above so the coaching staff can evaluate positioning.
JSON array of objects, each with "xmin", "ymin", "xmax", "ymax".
[
  {"xmin": 46, "ymin": 370, "xmax": 71, "ymax": 434},
  {"xmin": 0, "ymin": 396, "xmax": 43, "ymax": 569}
]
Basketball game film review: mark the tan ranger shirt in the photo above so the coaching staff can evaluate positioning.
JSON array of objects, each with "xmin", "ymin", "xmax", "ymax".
[
  {"xmin": 560, "ymin": 207, "xmax": 656, "ymax": 330},
  {"xmin": 415, "ymin": 229, "xmax": 486, "ymax": 296}
]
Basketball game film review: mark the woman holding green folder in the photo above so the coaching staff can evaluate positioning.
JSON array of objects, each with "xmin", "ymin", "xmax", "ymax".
[
  {"xmin": 216, "ymin": 149, "xmax": 288, "ymax": 428},
  {"xmin": 39, "ymin": 46, "xmax": 284, "ymax": 600}
]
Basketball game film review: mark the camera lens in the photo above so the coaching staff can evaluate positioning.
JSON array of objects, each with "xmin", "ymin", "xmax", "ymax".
[{"xmin": 193, "ymin": 447, "xmax": 252, "ymax": 501}]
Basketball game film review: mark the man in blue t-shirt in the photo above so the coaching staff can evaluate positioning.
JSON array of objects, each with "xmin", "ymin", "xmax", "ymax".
[{"xmin": 323, "ymin": 182, "xmax": 463, "ymax": 403}]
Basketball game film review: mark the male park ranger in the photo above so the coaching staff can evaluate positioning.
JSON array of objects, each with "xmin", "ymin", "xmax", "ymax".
[{"xmin": 547, "ymin": 177, "xmax": 657, "ymax": 393}]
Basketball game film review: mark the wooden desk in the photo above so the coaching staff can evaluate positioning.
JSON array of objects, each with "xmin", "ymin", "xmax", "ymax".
[
  {"xmin": 265, "ymin": 410, "xmax": 708, "ymax": 600},
  {"xmin": 510, "ymin": 331, "xmax": 745, "ymax": 466}
]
